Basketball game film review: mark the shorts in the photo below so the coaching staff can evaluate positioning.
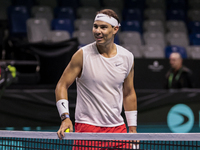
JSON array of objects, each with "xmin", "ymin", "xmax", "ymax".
[{"xmin": 73, "ymin": 123, "xmax": 131, "ymax": 150}]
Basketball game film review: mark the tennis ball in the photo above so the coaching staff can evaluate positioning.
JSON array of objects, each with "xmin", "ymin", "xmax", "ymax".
[
  {"xmin": 7, "ymin": 65, "xmax": 16, "ymax": 78},
  {"xmin": 65, "ymin": 128, "xmax": 70, "ymax": 132}
]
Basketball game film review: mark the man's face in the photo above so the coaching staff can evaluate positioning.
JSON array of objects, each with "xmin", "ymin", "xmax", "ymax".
[
  {"xmin": 169, "ymin": 53, "xmax": 182, "ymax": 70},
  {"xmin": 92, "ymin": 20, "xmax": 118, "ymax": 45}
]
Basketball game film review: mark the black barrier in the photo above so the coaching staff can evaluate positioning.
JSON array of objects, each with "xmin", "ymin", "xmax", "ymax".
[
  {"xmin": 134, "ymin": 58, "xmax": 200, "ymax": 89},
  {"xmin": 4, "ymin": 58, "xmax": 199, "ymax": 90},
  {"xmin": 0, "ymin": 89, "xmax": 199, "ymax": 133}
]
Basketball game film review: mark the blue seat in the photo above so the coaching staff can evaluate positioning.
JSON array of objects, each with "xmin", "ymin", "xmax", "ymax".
[
  {"xmin": 166, "ymin": 0, "xmax": 187, "ymax": 10},
  {"xmin": 165, "ymin": 46, "xmax": 187, "ymax": 58},
  {"xmin": 57, "ymin": 0, "xmax": 79, "ymax": 9},
  {"xmin": 124, "ymin": 0, "xmax": 145, "ymax": 10},
  {"xmin": 11, "ymin": 0, "xmax": 36, "ymax": 9},
  {"xmin": 188, "ymin": 21, "xmax": 200, "ymax": 34},
  {"xmin": 121, "ymin": 20, "xmax": 142, "ymax": 34},
  {"xmin": 7, "ymin": 6, "xmax": 30, "ymax": 37},
  {"xmin": 189, "ymin": 33, "xmax": 200, "ymax": 45},
  {"xmin": 166, "ymin": 9, "xmax": 186, "ymax": 21},
  {"xmin": 54, "ymin": 7, "xmax": 76, "ymax": 22},
  {"xmin": 51, "ymin": 18, "xmax": 74, "ymax": 37},
  {"xmin": 122, "ymin": 8, "xmax": 143, "ymax": 22}
]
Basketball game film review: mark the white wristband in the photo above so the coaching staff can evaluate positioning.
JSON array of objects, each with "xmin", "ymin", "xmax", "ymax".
[
  {"xmin": 125, "ymin": 111, "xmax": 137, "ymax": 126},
  {"xmin": 56, "ymin": 99, "xmax": 69, "ymax": 116}
]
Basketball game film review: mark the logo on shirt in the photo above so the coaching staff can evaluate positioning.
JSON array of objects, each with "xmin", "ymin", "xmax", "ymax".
[
  {"xmin": 167, "ymin": 104, "xmax": 194, "ymax": 133},
  {"xmin": 115, "ymin": 63, "xmax": 122, "ymax": 66},
  {"xmin": 115, "ymin": 62, "xmax": 123, "ymax": 67}
]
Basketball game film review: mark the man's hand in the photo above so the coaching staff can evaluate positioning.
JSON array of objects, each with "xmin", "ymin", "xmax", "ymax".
[
  {"xmin": 129, "ymin": 126, "xmax": 139, "ymax": 149},
  {"xmin": 129, "ymin": 126, "xmax": 137, "ymax": 133},
  {"xmin": 57, "ymin": 118, "xmax": 73, "ymax": 140}
]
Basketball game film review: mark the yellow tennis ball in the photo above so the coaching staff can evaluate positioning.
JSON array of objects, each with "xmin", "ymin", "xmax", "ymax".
[{"xmin": 65, "ymin": 128, "xmax": 70, "ymax": 132}]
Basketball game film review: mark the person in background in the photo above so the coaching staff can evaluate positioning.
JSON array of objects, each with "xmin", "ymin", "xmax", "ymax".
[
  {"xmin": 164, "ymin": 52, "xmax": 195, "ymax": 89},
  {"xmin": 55, "ymin": 9, "xmax": 137, "ymax": 149}
]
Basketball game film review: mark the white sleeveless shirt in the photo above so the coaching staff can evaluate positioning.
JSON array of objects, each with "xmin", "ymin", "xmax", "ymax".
[{"xmin": 75, "ymin": 42, "xmax": 134, "ymax": 127}]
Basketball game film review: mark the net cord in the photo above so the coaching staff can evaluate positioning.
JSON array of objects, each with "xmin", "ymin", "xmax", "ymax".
[{"xmin": 0, "ymin": 130, "xmax": 200, "ymax": 141}]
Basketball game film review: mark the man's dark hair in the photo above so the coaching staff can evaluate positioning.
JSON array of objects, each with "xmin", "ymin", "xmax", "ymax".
[{"xmin": 97, "ymin": 9, "xmax": 120, "ymax": 24}]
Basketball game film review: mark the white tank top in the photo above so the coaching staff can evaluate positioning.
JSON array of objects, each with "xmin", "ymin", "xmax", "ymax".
[{"xmin": 75, "ymin": 42, "xmax": 134, "ymax": 127}]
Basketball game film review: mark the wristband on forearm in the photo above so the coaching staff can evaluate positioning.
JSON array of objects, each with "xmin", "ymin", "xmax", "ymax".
[
  {"xmin": 56, "ymin": 99, "xmax": 69, "ymax": 116},
  {"xmin": 61, "ymin": 114, "xmax": 70, "ymax": 122},
  {"xmin": 125, "ymin": 111, "xmax": 137, "ymax": 126}
]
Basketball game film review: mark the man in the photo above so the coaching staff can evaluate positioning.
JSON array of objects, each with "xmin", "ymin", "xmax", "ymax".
[
  {"xmin": 55, "ymin": 9, "xmax": 137, "ymax": 148},
  {"xmin": 165, "ymin": 52, "xmax": 194, "ymax": 89}
]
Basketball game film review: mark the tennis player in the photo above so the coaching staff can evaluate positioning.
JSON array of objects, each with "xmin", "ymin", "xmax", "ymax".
[{"xmin": 56, "ymin": 9, "xmax": 137, "ymax": 149}]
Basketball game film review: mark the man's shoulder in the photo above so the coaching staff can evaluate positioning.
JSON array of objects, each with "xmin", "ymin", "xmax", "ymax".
[
  {"xmin": 117, "ymin": 44, "xmax": 133, "ymax": 56},
  {"xmin": 81, "ymin": 42, "xmax": 96, "ymax": 50},
  {"xmin": 182, "ymin": 66, "xmax": 192, "ymax": 74}
]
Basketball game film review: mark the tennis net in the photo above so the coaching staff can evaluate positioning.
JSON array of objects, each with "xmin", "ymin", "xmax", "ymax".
[{"xmin": 0, "ymin": 130, "xmax": 200, "ymax": 150}]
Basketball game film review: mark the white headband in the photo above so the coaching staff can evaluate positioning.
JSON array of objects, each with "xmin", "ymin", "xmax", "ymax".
[{"xmin": 94, "ymin": 13, "xmax": 120, "ymax": 27}]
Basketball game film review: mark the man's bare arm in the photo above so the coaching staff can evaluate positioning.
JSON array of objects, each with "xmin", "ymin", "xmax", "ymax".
[
  {"xmin": 123, "ymin": 63, "xmax": 137, "ymax": 133},
  {"xmin": 55, "ymin": 49, "xmax": 83, "ymax": 139}
]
